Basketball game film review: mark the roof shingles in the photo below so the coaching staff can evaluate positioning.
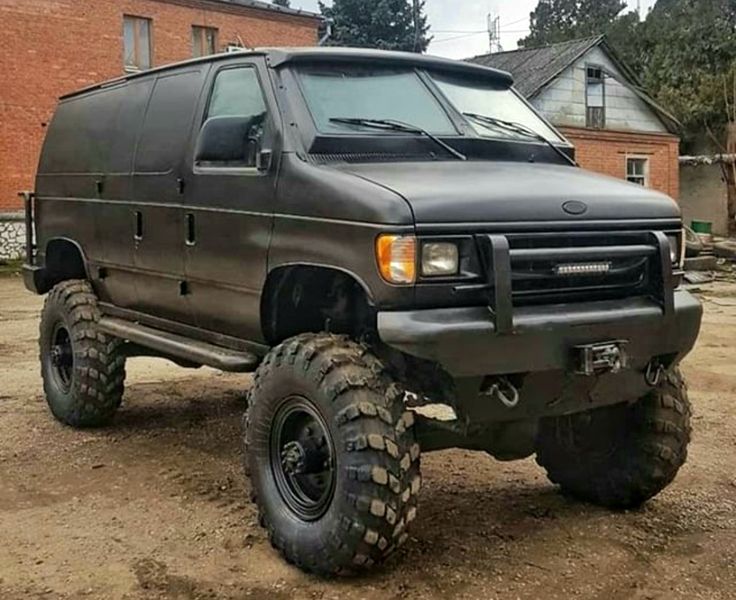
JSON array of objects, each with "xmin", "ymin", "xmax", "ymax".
[{"xmin": 468, "ymin": 36, "xmax": 603, "ymax": 97}]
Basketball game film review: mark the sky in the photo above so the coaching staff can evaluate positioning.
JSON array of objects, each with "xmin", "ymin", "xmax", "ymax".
[{"xmin": 289, "ymin": 0, "xmax": 657, "ymax": 59}]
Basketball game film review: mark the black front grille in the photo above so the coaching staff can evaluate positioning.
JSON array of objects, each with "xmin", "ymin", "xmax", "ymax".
[{"xmin": 505, "ymin": 231, "xmax": 666, "ymax": 306}]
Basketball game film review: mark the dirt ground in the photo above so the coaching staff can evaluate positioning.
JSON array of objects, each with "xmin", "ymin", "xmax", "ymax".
[{"xmin": 1, "ymin": 275, "xmax": 736, "ymax": 600}]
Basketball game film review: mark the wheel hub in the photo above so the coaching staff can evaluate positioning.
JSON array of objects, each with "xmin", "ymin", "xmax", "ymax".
[{"xmin": 50, "ymin": 344, "xmax": 73, "ymax": 368}]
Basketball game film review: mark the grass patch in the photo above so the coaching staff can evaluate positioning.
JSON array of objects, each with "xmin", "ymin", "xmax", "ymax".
[{"xmin": 0, "ymin": 259, "xmax": 23, "ymax": 276}]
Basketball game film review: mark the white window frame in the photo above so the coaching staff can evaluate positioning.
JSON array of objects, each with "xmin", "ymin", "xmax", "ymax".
[{"xmin": 626, "ymin": 155, "xmax": 650, "ymax": 187}]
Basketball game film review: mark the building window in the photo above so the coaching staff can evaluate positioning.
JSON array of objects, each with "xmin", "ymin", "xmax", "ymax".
[
  {"xmin": 193, "ymin": 26, "xmax": 218, "ymax": 58},
  {"xmin": 626, "ymin": 157, "xmax": 649, "ymax": 186},
  {"xmin": 586, "ymin": 65, "xmax": 605, "ymax": 129},
  {"xmin": 123, "ymin": 16, "xmax": 152, "ymax": 72}
]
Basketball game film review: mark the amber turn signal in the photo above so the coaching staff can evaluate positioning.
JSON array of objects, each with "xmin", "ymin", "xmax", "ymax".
[{"xmin": 376, "ymin": 235, "xmax": 417, "ymax": 285}]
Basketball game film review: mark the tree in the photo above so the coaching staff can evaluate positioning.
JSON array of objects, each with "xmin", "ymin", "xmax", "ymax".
[
  {"xmin": 272, "ymin": 0, "xmax": 291, "ymax": 7},
  {"xmin": 637, "ymin": 0, "xmax": 736, "ymax": 140},
  {"xmin": 319, "ymin": 0, "xmax": 431, "ymax": 53},
  {"xmin": 520, "ymin": 0, "xmax": 628, "ymax": 48}
]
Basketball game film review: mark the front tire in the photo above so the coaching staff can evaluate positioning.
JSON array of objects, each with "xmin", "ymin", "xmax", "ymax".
[
  {"xmin": 244, "ymin": 334, "xmax": 421, "ymax": 576},
  {"xmin": 39, "ymin": 280, "xmax": 126, "ymax": 428},
  {"xmin": 535, "ymin": 368, "xmax": 691, "ymax": 509}
]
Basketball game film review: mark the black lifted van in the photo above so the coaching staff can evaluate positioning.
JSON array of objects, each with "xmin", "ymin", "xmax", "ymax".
[{"xmin": 24, "ymin": 48, "xmax": 702, "ymax": 575}]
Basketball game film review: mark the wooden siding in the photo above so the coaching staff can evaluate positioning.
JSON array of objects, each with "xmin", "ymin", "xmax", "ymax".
[{"xmin": 531, "ymin": 46, "xmax": 668, "ymax": 134}]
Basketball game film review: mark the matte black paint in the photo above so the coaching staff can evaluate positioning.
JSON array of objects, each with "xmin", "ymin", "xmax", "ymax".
[{"xmin": 26, "ymin": 48, "xmax": 702, "ymax": 424}]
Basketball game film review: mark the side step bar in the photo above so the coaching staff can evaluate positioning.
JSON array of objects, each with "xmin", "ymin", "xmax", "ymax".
[{"xmin": 98, "ymin": 317, "xmax": 260, "ymax": 373}]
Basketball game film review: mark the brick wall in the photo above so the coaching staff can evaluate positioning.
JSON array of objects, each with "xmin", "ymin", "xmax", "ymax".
[
  {"xmin": 559, "ymin": 127, "xmax": 681, "ymax": 200},
  {"xmin": 0, "ymin": 0, "xmax": 320, "ymax": 211}
]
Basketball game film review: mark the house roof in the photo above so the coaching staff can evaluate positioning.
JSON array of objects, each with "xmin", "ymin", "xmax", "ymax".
[
  {"xmin": 198, "ymin": 0, "xmax": 321, "ymax": 20},
  {"xmin": 469, "ymin": 36, "xmax": 604, "ymax": 97},
  {"xmin": 468, "ymin": 35, "xmax": 680, "ymax": 134}
]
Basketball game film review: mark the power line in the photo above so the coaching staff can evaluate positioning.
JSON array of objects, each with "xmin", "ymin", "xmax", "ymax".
[{"xmin": 432, "ymin": 32, "xmax": 488, "ymax": 44}]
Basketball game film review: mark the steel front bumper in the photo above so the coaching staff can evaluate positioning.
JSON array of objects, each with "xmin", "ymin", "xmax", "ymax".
[{"xmin": 378, "ymin": 291, "xmax": 702, "ymax": 378}]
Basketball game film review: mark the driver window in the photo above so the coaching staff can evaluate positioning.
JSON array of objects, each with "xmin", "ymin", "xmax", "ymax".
[{"xmin": 204, "ymin": 67, "xmax": 268, "ymax": 167}]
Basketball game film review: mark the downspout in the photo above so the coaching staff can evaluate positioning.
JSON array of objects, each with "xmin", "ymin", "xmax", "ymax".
[{"xmin": 319, "ymin": 19, "xmax": 333, "ymax": 46}]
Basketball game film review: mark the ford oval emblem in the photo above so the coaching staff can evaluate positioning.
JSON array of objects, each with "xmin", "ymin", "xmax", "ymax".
[{"xmin": 562, "ymin": 201, "xmax": 588, "ymax": 215}]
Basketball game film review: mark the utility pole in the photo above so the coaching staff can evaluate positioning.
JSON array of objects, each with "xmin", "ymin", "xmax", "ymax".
[{"xmin": 413, "ymin": 0, "xmax": 421, "ymax": 52}]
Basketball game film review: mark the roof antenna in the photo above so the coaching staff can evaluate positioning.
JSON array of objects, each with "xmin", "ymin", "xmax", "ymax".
[{"xmin": 487, "ymin": 13, "xmax": 502, "ymax": 54}]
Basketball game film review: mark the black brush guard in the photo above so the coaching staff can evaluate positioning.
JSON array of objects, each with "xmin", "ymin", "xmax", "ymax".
[{"xmin": 378, "ymin": 230, "xmax": 701, "ymax": 380}]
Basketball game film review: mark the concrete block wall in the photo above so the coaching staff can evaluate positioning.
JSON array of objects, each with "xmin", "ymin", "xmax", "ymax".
[{"xmin": 0, "ymin": 214, "xmax": 26, "ymax": 261}]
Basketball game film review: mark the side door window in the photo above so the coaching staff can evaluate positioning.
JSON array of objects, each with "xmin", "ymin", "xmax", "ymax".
[{"xmin": 197, "ymin": 67, "xmax": 269, "ymax": 168}]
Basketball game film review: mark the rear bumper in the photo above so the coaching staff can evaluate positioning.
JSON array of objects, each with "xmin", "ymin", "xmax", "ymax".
[
  {"xmin": 378, "ymin": 291, "xmax": 702, "ymax": 377},
  {"xmin": 23, "ymin": 264, "xmax": 47, "ymax": 295}
]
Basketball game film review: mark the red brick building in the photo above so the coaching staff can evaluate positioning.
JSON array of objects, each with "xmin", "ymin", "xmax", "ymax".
[
  {"xmin": 470, "ymin": 36, "xmax": 681, "ymax": 199},
  {"xmin": 0, "ymin": 0, "xmax": 321, "ymax": 216}
]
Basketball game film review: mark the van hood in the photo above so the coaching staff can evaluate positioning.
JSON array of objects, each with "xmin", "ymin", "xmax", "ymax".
[{"xmin": 334, "ymin": 160, "xmax": 680, "ymax": 226}]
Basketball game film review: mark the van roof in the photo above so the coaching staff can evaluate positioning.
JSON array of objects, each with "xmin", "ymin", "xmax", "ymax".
[{"xmin": 60, "ymin": 47, "xmax": 514, "ymax": 101}]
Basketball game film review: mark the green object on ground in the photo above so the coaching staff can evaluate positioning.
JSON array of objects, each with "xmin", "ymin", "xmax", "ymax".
[{"xmin": 691, "ymin": 220, "xmax": 713, "ymax": 235}]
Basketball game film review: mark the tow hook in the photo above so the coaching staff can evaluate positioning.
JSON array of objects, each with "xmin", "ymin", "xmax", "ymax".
[
  {"xmin": 645, "ymin": 361, "xmax": 666, "ymax": 387},
  {"xmin": 483, "ymin": 377, "xmax": 520, "ymax": 409}
]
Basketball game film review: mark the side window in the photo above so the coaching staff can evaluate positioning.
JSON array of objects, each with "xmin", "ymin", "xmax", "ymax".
[
  {"xmin": 199, "ymin": 67, "xmax": 269, "ymax": 168},
  {"xmin": 136, "ymin": 70, "xmax": 203, "ymax": 173},
  {"xmin": 207, "ymin": 67, "xmax": 267, "ymax": 120}
]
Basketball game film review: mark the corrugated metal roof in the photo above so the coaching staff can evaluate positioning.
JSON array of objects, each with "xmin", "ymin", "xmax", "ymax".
[
  {"xmin": 468, "ymin": 36, "xmax": 603, "ymax": 97},
  {"xmin": 205, "ymin": 0, "xmax": 321, "ymax": 20}
]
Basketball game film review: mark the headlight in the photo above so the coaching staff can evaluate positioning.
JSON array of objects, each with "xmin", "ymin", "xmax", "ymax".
[
  {"xmin": 376, "ymin": 234, "xmax": 416, "ymax": 284},
  {"xmin": 667, "ymin": 230, "xmax": 685, "ymax": 268},
  {"xmin": 421, "ymin": 242, "xmax": 459, "ymax": 277}
]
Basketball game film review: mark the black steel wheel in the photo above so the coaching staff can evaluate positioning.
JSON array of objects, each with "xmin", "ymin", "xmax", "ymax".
[
  {"xmin": 39, "ymin": 280, "xmax": 126, "ymax": 428},
  {"xmin": 536, "ymin": 368, "xmax": 691, "ymax": 509},
  {"xmin": 270, "ymin": 395, "xmax": 336, "ymax": 521},
  {"xmin": 244, "ymin": 333, "xmax": 421, "ymax": 577},
  {"xmin": 49, "ymin": 322, "xmax": 74, "ymax": 392}
]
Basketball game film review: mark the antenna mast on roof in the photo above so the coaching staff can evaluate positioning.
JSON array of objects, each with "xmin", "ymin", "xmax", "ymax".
[{"xmin": 487, "ymin": 13, "xmax": 502, "ymax": 54}]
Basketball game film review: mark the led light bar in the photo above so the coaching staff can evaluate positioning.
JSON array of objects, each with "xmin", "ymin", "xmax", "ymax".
[{"xmin": 555, "ymin": 262, "xmax": 612, "ymax": 276}]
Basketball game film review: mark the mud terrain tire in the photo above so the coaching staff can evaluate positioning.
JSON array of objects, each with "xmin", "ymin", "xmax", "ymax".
[
  {"xmin": 40, "ymin": 280, "xmax": 126, "ymax": 427},
  {"xmin": 244, "ymin": 333, "xmax": 421, "ymax": 576},
  {"xmin": 535, "ymin": 368, "xmax": 691, "ymax": 509}
]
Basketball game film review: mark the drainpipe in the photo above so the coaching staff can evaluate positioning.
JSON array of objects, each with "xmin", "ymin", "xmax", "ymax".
[{"xmin": 319, "ymin": 19, "xmax": 333, "ymax": 46}]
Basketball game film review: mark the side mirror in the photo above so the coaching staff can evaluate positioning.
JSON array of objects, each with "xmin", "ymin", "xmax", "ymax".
[
  {"xmin": 195, "ymin": 115, "xmax": 267, "ymax": 166},
  {"xmin": 256, "ymin": 149, "xmax": 273, "ymax": 172}
]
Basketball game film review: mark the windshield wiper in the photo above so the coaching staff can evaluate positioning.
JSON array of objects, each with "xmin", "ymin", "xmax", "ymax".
[
  {"xmin": 463, "ymin": 112, "xmax": 577, "ymax": 167},
  {"xmin": 329, "ymin": 117, "xmax": 467, "ymax": 161}
]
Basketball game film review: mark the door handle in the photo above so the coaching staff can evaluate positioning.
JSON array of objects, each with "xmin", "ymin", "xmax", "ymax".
[
  {"xmin": 185, "ymin": 213, "xmax": 196, "ymax": 246},
  {"xmin": 134, "ymin": 211, "xmax": 143, "ymax": 241}
]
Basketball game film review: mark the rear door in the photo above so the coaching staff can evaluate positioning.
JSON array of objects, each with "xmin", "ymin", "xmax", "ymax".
[
  {"xmin": 130, "ymin": 67, "xmax": 208, "ymax": 324},
  {"xmin": 183, "ymin": 58, "xmax": 277, "ymax": 341}
]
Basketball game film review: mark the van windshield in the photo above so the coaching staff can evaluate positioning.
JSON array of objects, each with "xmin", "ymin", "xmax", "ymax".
[
  {"xmin": 430, "ymin": 72, "xmax": 563, "ymax": 143},
  {"xmin": 297, "ymin": 66, "xmax": 457, "ymax": 135}
]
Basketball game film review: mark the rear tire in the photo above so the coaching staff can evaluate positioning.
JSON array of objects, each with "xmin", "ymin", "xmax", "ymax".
[
  {"xmin": 244, "ymin": 333, "xmax": 421, "ymax": 576},
  {"xmin": 39, "ymin": 280, "xmax": 126, "ymax": 428},
  {"xmin": 535, "ymin": 368, "xmax": 691, "ymax": 509}
]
